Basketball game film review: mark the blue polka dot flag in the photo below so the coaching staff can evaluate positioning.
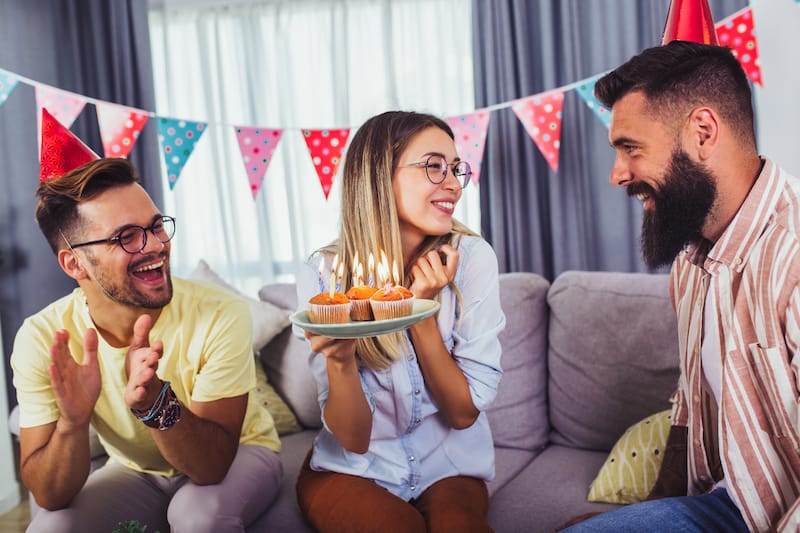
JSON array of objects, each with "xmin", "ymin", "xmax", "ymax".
[
  {"xmin": 0, "ymin": 70, "xmax": 19, "ymax": 108},
  {"xmin": 157, "ymin": 116, "xmax": 207, "ymax": 190},
  {"xmin": 575, "ymin": 74, "xmax": 611, "ymax": 129}
]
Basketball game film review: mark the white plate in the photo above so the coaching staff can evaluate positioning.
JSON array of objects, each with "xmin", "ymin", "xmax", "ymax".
[{"xmin": 290, "ymin": 299, "xmax": 440, "ymax": 339}]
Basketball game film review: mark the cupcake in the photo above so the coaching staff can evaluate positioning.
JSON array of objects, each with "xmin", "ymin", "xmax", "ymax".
[
  {"xmin": 345, "ymin": 285, "xmax": 378, "ymax": 321},
  {"xmin": 369, "ymin": 286, "xmax": 415, "ymax": 320},
  {"xmin": 308, "ymin": 292, "xmax": 352, "ymax": 324}
]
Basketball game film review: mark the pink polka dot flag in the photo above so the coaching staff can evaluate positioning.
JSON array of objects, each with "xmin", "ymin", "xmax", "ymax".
[
  {"xmin": 445, "ymin": 111, "xmax": 491, "ymax": 185},
  {"xmin": 157, "ymin": 116, "xmax": 207, "ymax": 190},
  {"xmin": 0, "ymin": 70, "xmax": 19, "ymax": 107},
  {"xmin": 715, "ymin": 7, "xmax": 762, "ymax": 86},
  {"xmin": 302, "ymin": 128, "xmax": 350, "ymax": 200},
  {"xmin": 35, "ymin": 86, "xmax": 87, "ymax": 153},
  {"xmin": 96, "ymin": 102, "xmax": 149, "ymax": 158},
  {"xmin": 511, "ymin": 90, "xmax": 565, "ymax": 172},
  {"xmin": 234, "ymin": 126, "xmax": 284, "ymax": 199}
]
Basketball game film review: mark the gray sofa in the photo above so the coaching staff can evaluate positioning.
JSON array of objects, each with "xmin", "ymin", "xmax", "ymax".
[
  {"xmin": 251, "ymin": 269, "xmax": 680, "ymax": 532},
  {"xmin": 9, "ymin": 270, "xmax": 680, "ymax": 532}
]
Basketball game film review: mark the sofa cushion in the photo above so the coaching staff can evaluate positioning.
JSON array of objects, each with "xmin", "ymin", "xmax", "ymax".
[
  {"xmin": 588, "ymin": 409, "xmax": 672, "ymax": 504},
  {"xmin": 547, "ymin": 271, "xmax": 679, "ymax": 451},
  {"xmin": 487, "ymin": 272, "xmax": 550, "ymax": 451},
  {"xmin": 258, "ymin": 283, "xmax": 322, "ymax": 429}
]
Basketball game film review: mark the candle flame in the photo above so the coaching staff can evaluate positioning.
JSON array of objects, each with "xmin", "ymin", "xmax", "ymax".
[{"xmin": 391, "ymin": 260, "xmax": 399, "ymax": 285}]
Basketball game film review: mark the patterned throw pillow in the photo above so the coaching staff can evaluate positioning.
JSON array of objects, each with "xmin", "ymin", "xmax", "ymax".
[
  {"xmin": 587, "ymin": 409, "xmax": 672, "ymax": 504},
  {"xmin": 252, "ymin": 356, "xmax": 302, "ymax": 435}
]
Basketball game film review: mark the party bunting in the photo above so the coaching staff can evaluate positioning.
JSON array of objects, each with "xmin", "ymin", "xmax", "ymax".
[
  {"xmin": 157, "ymin": 117, "xmax": 206, "ymax": 190},
  {"xmin": 0, "ymin": 70, "xmax": 19, "ymax": 107},
  {"xmin": 234, "ymin": 126, "xmax": 284, "ymax": 199},
  {"xmin": 512, "ymin": 91, "xmax": 564, "ymax": 172},
  {"xmin": 302, "ymin": 128, "xmax": 350, "ymax": 199},
  {"xmin": 35, "ymin": 86, "xmax": 87, "ymax": 151},
  {"xmin": 575, "ymin": 75, "xmax": 611, "ymax": 128},
  {"xmin": 96, "ymin": 102, "xmax": 149, "ymax": 158},
  {"xmin": 445, "ymin": 111, "xmax": 491, "ymax": 184},
  {"xmin": 716, "ymin": 7, "xmax": 762, "ymax": 86}
]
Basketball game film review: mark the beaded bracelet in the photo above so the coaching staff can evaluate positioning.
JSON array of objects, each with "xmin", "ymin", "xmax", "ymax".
[{"xmin": 131, "ymin": 380, "xmax": 171, "ymax": 422}]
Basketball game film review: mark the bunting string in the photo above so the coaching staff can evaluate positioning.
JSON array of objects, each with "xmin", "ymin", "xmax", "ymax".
[{"xmin": 0, "ymin": 6, "xmax": 761, "ymax": 198}]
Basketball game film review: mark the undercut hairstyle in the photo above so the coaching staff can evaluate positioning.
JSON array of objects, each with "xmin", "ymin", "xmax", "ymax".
[
  {"xmin": 321, "ymin": 110, "xmax": 478, "ymax": 370},
  {"xmin": 34, "ymin": 158, "xmax": 140, "ymax": 254},
  {"xmin": 595, "ymin": 41, "xmax": 755, "ymax": 145}
]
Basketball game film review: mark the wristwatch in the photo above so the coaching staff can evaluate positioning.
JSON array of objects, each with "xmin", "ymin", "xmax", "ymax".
[{"xmin": 141, "ymin": 386, "xmax": 182, "ymax": 431}]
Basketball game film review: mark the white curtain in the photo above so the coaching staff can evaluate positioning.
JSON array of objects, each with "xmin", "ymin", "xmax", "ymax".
[{"xmin": 148, "ymin": 0, "xmax": 478, "ymax": 295}]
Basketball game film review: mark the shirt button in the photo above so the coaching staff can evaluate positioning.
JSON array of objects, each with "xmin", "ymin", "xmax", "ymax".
[
  {"xmin": 699, "ymin": 475, "xmax": 707, "ymax": 481},
  {"xmin": 693, "ymin": 395, "xmax": 700, "ymax": 403},
  {"xmin": 414, "ymin": 418, "xmax": 421, "ymax": 424},
  {"xmin": 410, "ymin": 485, "xmax": 417, "ymax": 491},
  {"xmin": 407, "ymin": 354, "xmax": 414, "ymax": 361},
  {"xmin": 414, "ymin": 389, "xmax": 421, "ymax": 395},
  {"xmin": 409, "ymin": 456, "xmax": 415, "ymax": 462},
  {"xmin": 734, "ymin": 257, "xmax": 743, "ymax": 266},
  {"xmin": 694, "ymin": 439, "xmax": 701, "ymax": 447}
]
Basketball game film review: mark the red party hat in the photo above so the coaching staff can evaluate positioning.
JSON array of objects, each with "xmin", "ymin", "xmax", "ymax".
[
  {"xmin": 661, "ymin": 0, "xmax": 719, "ymax": 45},
  {"xmin": 39, "ymin": 107, "xmax": 99, "ymax": 182}
]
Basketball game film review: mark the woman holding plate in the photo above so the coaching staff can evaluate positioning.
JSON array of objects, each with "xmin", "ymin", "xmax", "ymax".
[{"xmin": 295, "ymin": 110, "xmax": 506, "ymax": 532}]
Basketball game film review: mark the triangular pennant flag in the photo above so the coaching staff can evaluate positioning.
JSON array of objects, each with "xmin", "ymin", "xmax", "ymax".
[
  {"xmin": 511, "ymin": 91, "xmax": 565, "ymax": 172},
  {"xmin": 445, "ymin": 111, "xmax": 491, "ymax": 185},
  {"xmin": 156, "ymin": 116, "xmax": 207, "ymax": 190},
  {"xmin": 575, "ymin": 75, "xmax": 611, "ymax": 129},
  {"xmin": 35, "ymin": 86, "xmax": 87, "ymax": 153},
  {"xmin": 234, "ymin": 126, "xmax": 284, "ymax": 199},
  {"xmin": 715, "ymin": 7, "xmax": 762, "ymax": 86},
  {"xmin": 96, "ymin": 102, "xmax": 149, "ymax": 158},
  {"xmin": 0, "ymin": 71, "xmax": 20, "ymax": 107},
  {"xmin": 302, "ymin": 128, "xmax": 350, "ymax": 200}
]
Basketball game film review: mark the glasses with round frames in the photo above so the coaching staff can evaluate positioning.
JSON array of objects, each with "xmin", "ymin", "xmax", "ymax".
[
  {"xmin": 399, "ymin": 154, "xmax": 472, "ymax": 189},
  {"xmin": 64, "ymin": 216, "xmax": 176, "ymax": 254}
]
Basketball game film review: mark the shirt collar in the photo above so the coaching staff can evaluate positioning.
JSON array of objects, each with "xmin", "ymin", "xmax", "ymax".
[{"xmin": 684, "ymin": 158, "xmax": 781, "ymax": 272}]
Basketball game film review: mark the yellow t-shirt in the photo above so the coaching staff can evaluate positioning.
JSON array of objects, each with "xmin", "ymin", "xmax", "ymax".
[{"xmin": 11, "ymin": 277, "xmax": 280, "ymax": 476}]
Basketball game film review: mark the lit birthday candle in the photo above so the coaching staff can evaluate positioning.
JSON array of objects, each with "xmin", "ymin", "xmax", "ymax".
[
  {"xmin": 328, "ymin": 254, "xmax": 339, "ymax": 298},
  {"xmin": 391, "ymin": 260, "xmax": 400, "ymax": 286},
  {"xmin": 368, "ymin": 252, "xmax": 375, "ymax": 287},
  {"xmin": 336, "ymin": 261, "xmax": 345, "ymax": 293},
  {"xmin": 318, "ymin": 257, "xmax": 325, "ymax": 294},
  {"xmin": 352, "ymin": 252, "xmax": 360, "ymax": 288}
]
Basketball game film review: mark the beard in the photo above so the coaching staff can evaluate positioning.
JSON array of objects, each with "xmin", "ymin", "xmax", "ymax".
[
  {"xmin": 628, "ymin": 148, "xmax": 717, "ymax": 269},
  {"xmin": 85, "ymin": 251, "xmax": 173, "ymax": 309}
]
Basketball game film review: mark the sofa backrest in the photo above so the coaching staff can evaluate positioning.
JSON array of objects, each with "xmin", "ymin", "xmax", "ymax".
[{"xmin": 546, "ymin": 270, "xmax": 680, "ymax": 452}]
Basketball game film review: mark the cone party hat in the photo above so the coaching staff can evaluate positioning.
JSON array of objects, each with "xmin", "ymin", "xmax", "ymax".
[
  {"xmin": 40, "ymin": 107, "xmax": 99, "ymax": 182},
  {"xmin": 661, "ymin": 0, "xmax": 719, "ymax": 45}
]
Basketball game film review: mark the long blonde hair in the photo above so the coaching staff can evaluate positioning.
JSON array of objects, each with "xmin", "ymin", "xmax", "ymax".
[{"xmin": 318, "ymin": 111, "xmax": 478, "ymax": 370}]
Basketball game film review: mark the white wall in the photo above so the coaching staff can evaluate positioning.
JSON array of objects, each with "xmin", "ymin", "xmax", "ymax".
[{"xmin": 751, "ymin": 0, "xmax": 800, "ymax": 176}]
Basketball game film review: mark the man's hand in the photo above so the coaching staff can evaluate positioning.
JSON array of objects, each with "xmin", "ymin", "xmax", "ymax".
[
  {"xmin": 408, "ymin": 244, "xmax": 459, "ymax": 300},
  {"xmin": 124, "ymin": 314, "xmax": 164, "ymax": 410},
  {"xmin": 48, "ymin": 329, "xmax": 101, "ymax": 430}
]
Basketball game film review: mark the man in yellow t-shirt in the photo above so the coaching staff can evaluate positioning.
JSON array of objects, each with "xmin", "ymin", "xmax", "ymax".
[{"xmin": 11, "ymin": 141, "xmax": 281, "ymax": 531}]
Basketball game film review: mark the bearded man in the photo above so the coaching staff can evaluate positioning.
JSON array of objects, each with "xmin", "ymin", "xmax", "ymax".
[
  {"xmin": 11, "ymin": 112, "xmax": 282, "ymax": 532},
  {"xmin": 563, "ymin": 41, "xmax": 800, "ymax": 532}
]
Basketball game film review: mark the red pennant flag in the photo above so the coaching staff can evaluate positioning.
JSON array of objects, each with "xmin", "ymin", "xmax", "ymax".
[
  {"xmin": 36, "ymin": 86, "xmax": 87, "ymax": 153},
  {"xmin": 96, "ymin": 102, "xmax": 149, "ymax": 158},
  {"xmin": 715, "ymin": 7, "xmax": 762, "ymax": 86},
  {"xmin": 511, "ymin": 91, "xmax": 564, "ymax": 172},
  {"xmin": 445, "ymin": 111, "xmax": 491, "ymax": 185},
  {"xmin": 40, "ymin": 108, "xmax": 99, "ymax": 182},
  {"xmin": 302, "ymin": 128, "xmax": 350, "ymax": 200},
  {"xmin": 234, "ymin": 126, "xmax": 284, "ymax": 199}
]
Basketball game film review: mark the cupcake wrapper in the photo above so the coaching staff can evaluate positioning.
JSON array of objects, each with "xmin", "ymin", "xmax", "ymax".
[
  {"xmin": 370, "ymin": 297, "xmax": 415, "ymax": 321},
  {"xmin": 308, "ymin": 302, "xmax": 352, "ymax": 324},
  {"xmin": 349, "ymin": 299, "xmax": 374, "ymax": 321}
]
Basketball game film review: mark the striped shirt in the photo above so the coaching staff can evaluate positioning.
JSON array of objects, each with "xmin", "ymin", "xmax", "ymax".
[{"xmin": 671, "ymin": 159, "xmax": 800, "ymax": 532}]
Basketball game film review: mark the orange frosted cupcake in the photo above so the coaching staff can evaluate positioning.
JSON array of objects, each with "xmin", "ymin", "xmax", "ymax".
[
  {"xmin": 308, "ymin": 292, "xmax": 352, "ymax": 324},
  {"xmin": 369, "ymin": 286, "xmax": 415, "ymax": 320},
  {"xmin": 345, "ymin": 285, "xmax": 378, "ymax": 321}
]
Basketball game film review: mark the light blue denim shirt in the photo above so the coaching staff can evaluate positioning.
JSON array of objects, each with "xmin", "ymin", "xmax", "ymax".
[{"xmin": 295, "ymin": 235, "xmax": 505, "ymax": 500}]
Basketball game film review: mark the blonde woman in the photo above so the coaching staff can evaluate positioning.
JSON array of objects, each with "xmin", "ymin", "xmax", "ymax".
[{"xmin": 295, "ymin": 111, "xmax": 505, "ymax": 532}]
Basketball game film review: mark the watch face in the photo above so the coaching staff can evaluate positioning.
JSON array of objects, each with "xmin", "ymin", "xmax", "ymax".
[{"xmin": 159, "ymin": 397, "xmax": 182, "ymax": 430}]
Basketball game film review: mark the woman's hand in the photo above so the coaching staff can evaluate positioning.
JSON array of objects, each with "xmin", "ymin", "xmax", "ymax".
[
  {"xmin": 304, "ymin": 332, "xmax": 357, "ymax": 365},
  {"xmin": 408, "ymin": 244, "xmax": 459, "ymax": 300}
]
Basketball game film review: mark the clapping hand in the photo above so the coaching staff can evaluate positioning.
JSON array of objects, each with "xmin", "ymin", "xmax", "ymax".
[
  {"xmin": 124, "ymin": 314, "xmax": 164, "ymax": 411},
  {"xmin": 48, "ymin": 328, "xmax": 101, "ymax": 430}
]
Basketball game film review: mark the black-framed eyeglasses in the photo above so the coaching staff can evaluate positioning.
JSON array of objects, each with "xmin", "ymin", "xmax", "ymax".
[
  {"xmin": 65, "ymin": 216, "xmax": 176, "ymax": 254},
  {"xmin": 399, "ymin": 154, "xmax": 472, "ymax": 189}
]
